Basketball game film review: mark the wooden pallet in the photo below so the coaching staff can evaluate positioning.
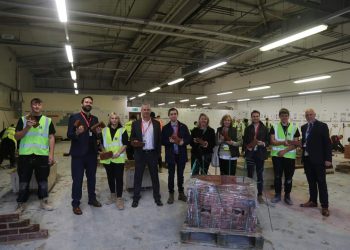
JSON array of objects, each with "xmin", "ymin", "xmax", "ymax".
[{"xmin": 180, "ymin": 223, "xmax": 264, "ymax": 249}]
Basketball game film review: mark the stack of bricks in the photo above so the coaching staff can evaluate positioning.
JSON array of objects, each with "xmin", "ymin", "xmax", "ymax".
[{"xmin": 0, "ymin": 213, "xmax": 48, "ymax": 243}]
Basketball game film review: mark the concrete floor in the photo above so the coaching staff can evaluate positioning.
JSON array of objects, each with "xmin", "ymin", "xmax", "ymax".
[{"xmin": 0, "ymin": 141, "xmax": 350, "ymax": 250}]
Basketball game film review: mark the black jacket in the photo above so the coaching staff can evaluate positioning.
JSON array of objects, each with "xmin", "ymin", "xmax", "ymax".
[
  {"xmin": 190, "ymin": 126, "xmax": 216, "ymax": 158},
  {"xmin": 216, "ymin": 126, "xmax": 240, "ymax": 158},
  {"xmin": 243, "ymin": 121, "xmax": 269, "ymax": 160},
  {"xmin": 301, "ymin": 120, "xmax": 332, "ymax": 165}
]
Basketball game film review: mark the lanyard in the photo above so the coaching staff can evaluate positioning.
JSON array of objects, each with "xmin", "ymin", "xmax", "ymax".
[
  {"xmin": 141, "ymin": 120, "xmax": 151, "ymax": 137},
  {"xmin": 281, "ymin": 122, "xmax": 289, "ymax": 138},
  {"xmin": 80, "ymin": 112, "xmax": 92, "ymax": 128},
  {"xmin": 254, "ymin": 123, "xmax": 260, "ymax": 139}
]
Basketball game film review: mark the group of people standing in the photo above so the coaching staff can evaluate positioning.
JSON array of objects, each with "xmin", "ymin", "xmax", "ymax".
[{"xmin": 12, "ymin": 96, "xmax": 331, "ymax": 217}]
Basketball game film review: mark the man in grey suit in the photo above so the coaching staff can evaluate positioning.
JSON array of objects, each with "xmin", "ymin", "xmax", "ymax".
[{"xmin": 130, "ymin": 104, "xmax": 163, "ymax": 208}]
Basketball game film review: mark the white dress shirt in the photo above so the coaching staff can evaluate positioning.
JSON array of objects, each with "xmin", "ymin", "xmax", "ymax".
[{"xmin": 142, "ymin": 119, "xmax": 154, "ymax": 150}]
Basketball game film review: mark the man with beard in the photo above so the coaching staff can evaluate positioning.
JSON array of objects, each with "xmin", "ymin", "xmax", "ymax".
[{"xmin": 67, "ymin": 96, "xmax": 102, "ymax": 215}]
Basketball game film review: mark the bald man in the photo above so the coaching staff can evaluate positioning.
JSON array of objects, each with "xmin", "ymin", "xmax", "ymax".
[{"xmin": 300, "ymin": 108, "xmax": 332, "ymax": 217}]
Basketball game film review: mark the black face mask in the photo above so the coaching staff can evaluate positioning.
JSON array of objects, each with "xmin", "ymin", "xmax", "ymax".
[{"xmin": 82, "ymin": 105, "xmax": 92, "ymax": 112}]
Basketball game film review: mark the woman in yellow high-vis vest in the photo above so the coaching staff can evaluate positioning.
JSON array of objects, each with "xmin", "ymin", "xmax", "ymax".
[{"xmin": 100, "ymin": 112, "xmax": 128, "ymax": 210}]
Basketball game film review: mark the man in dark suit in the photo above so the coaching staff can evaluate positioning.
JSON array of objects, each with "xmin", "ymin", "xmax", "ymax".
[
  {"xmin": 300, "ymin": 108, "xmax": 331, "ymax": 217},
  {"xmin": 161, "ymin": 108, "xmax": 191, "ymax": 204},
  {"xmin": 67, "ymin": 96, "xmax": 102, "ymax": 215},
  {"xmin": 130, "ymin": 104, "xmax": 163, "ymax": 208}
]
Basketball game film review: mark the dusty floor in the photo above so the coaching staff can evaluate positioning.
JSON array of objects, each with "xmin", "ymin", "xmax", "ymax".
[{"xmin": 0, "ymin": 142, "xmax": 349, "ymax": 250}]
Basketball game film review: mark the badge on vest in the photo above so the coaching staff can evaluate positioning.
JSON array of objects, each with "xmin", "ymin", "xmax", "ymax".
[{"xmin": 89, "ymin": 131, "xmax": 92, "ymax": 137}]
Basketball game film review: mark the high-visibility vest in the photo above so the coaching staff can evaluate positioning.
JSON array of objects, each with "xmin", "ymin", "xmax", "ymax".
[
  {"xmin": 100, "ymin": 127, "xmax": 126, "ymax": 164},
  {"xmin": 124, "ymin": 121, "xmax": 133, "ymax": 140},
  {"xmin": 271, "ymin": 123, "xmax": 297, "ymax": 159},
  {"xmin": 19, "ymin": 116, "xmax": 51, "ymax": 156}
]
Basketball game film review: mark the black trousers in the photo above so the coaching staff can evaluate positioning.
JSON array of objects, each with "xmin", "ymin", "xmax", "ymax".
[
  {"xmin": 126, "ymin": 143, "xmax": 134, "ymax": 160},
  {"xmin": 71, "ymin": 154, "xmax": 97, "ymax": 208},
  {"xmin": 133, "ymin": 150, "xmax": 161, "ymax": 202},
  {"xmin": 17, "ymin": 155, "xmax": 50, "ymax": 202},
  {"xmin": 246, "ymin": 155, "xmax": 265, "ymax": 195},
  {"xmin": 219, "ymin": 158, "xmax": 237, "ymax": 175},
  {"xmin": 192, "ymin": 154, "xmax": 211, "ymax": 175},
  {"xmin": 167, "ymin": 154, "xmax": 185, "ymax": 193},
  {"xmin": 103, "ymin": 163, "xmax": 124, "ymax": 197},
  {"xmin": 303, "ymin": 157, "xmax": 329, "ymax": 208},
  {"xmin": 0, "ymin": 138, "xmax": 16, "ymax": 167},
  {"xmin": 272, "ymin": 156, "xmax": 295, "ymax": 195}
]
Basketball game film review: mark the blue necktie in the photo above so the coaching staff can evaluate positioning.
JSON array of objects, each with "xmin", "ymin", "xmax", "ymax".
[
  {"xmin": 305, "ymin": 123, "xmax": 313, "ymax": 148},
  {"xmin": 172, "ymin": 124, "xmax": 179, "ymax": 154}
]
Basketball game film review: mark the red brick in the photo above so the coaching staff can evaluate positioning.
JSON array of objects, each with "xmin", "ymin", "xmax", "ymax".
[
  {"xmin": 8, "ymin": 219, "xmax": 30, "ymax": 228},
  {"xmin": 0, "ymin": 223, "xmax": 7, "ymax": 230},
  {"xmin": 0, "ymin": 213, "xmax": 19, "ymax": 223},
  {"xmin": 0, "ymin": 228, "xmax": 18, "ymax": 236},
  {"xmin": 27, "ymin": 229, "xmax": 48, "ymax": 239},
  {"xmin": 19, "ymin": 224, "xmax": 40, "ymax": 234},
  {"xmin": 7, "ymin": 233, "xmax": 29, "ymax": 242}
]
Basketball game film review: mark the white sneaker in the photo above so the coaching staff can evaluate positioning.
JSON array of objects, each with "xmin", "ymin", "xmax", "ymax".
[
  {"xmin": 15, "ymin": 202, "xmax": 26, "ymax": 214},
  {"xmin": 40, "ymin": 198, "xmax": 54, "ymax": 211}
]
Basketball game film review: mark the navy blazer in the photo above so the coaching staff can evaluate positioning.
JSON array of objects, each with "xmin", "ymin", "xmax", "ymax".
[
  {"xmin": 67, "ymin": 112, "xmax": 99, "ymax": 157},
  {"xmin": 162, "ymin": 121, "xmax": 191, "ymax": 165},
  {"xmin": 301, "ymin": 120, "xmax": 332, "ymax": 165},
  {"xmin": 130, "ymin": 119, "xmax": 161, "ymax": 157}
]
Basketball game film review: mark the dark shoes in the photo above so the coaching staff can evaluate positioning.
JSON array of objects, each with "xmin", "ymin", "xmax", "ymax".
[
  {"xmin": 131, "ymin": 200, "xmax": 138, "ymax": 208},
  {"xmin": 284, "ymin": 194, "xmax": 293, "ymax": 205},
  {"xmin": 73, "ymin": 207, "xmax": 83, "ymax": 215},
  {"xmin": 321, "ymin": 208, "xmax": 330, "ymax": 217},
  {"xmin": 155, "ymin": 200, "xmax": 163, "ymax": 206},
  {"xmin": 88, "ymin": 200, "xmax": 102, "ymax": 207},
  {"xmin": 178, "ymin": 192, "xmax": 187, "ymax": 202},
  {"xmin": 300, "ymin": 201, "xmax": 317, "ymax": 207},
  {"xmin": 257, "ymin": 195, "xmax": 265, "ymax": 204},
  {"xmin": 271, "ymin": 194, "xmax": 281, "ymax": 203},
  {"xmin": 167, "ymin": 193, "xmax": 174, "ymax": 204}
]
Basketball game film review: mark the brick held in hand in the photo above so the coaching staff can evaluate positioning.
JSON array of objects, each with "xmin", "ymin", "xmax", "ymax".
[
  {"xmin": 26, "ymin": 115, "xmax": 39, "ymax": 128},
  {"xmin": 74, "ymin": 120, "xmax": 82, "ymax": 128},
  {"xmin": 90, "ymin": 121, "xmax": 106, "ymax": 133},
  {"xmin": 195, "ymin": 138, "xmax": 206, "ymax": 146},
  {"xmin": 287, "ymin": 140, "xmax": 302, "ymax": 146},
  {"xmin": 246, "ymin": 138, "xmax": 258, "ymax": 148},
  {"xmin": 171, "ymin": 134, "xmax": 182, "ymax": 145},
  {"xmin": 100, "ymin": 151, "xmax": 113, "ymax": 160},
  {"xmin": 130, "ymin": 140, "xmax": 145, "ymax": 148}
]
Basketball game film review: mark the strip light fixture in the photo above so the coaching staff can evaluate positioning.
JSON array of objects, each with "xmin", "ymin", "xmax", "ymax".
[
  {"xmin": 237, "ymin": 98, "xmax": 250, "ymax": 102},
  {"xmin": 70, "ymin": 70, "xmax": 76, "ymax": 80},
  {"xmin": 217, "ymin": 91, "xmax": 232, "ymax": 96},
  {"xmin": 129, "ymin": 96, "xmax": 136, "ymax": 100},
  {"xmin": 65, "ymin": 44, "xmax": 73, "ymax": 63},
  {"xmin": 199, "ymin": 61, "xmax": 227, "ymax": 73},
  {"xmin": 260, "ymin": 24, "xmax": 328, "ymax": 51},
  {"xmin": 158, "ymin": 103, "xmax": 165, "ymax": 106},
  {"xmin": 190, "ymin": 104, "xmax": 197, "ymax": 107},
  {"xmin": 263, "ymin": 95, "xmax": 280, "ymax": 99},
  {"xmin": 150, "ymin": 87, "xmax": 161, "ymax": 92},
  {"xmin": 73, "ymin": 82, "xmax": 78, "ymax": 89},
  {"xmin": 74, "ymin": 89, "xmax": 79, "ymax": 95},
  {"xmin": 180, "ymin": 99, "xmax": 189, "ymax": 102},
  {"xmin": 202, "ymin": 103, "xmax": 210, "ymax": 106},
  {"xmin": 168, "ymin": 101, "xmax": 175, "ymax": 104},
  {"xmin": 294, "ymin": 75, "xmax": 331, "ymax": 84},
  {"xmin": 138, "ymin": 93, "xmax": 146, "ymax": 97},
  {"xmin": 195, "ymin": 96, "xmax": 207, "ymax": 100},
  {"xmin": 298, "ymin": 90, "xmax": 322, "ymax": 95},
  {"xmin": 247, "ymin": 86, "xmax": 270, "ymax": 91},
  {"xmin": 55, "ymin": 0, "xmax": 68, "ymax": 23},
  {"xmin": 217, "ymin": 101, "xmax": 228, "ymax": 104},
  {"xmin": 167, "ymin": 78, "xmax": 185, "ymax": 86}
]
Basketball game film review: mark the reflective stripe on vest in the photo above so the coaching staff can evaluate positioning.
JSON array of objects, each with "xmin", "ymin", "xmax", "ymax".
[
  {"xmin": 19, "ymin": 116, "xmax": 50, "ymax": 156},
  {"xmin": 100, "ymin": 127, "xmax": 126, "ymax": 164},
  {"xmin": 271, "ymin": 123, "xmax": 297, "ymax": 159},
  {"xmin": 124, "ymin": 121, "xmax": 132, "ymax": 140}
]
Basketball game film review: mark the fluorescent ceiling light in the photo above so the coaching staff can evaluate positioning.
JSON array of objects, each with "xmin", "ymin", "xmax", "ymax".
[
  {"xmin": 217, "ymin": 91, "xmax": 232, "ymax": 96},
  {"xmin": 158, "ymin": 103, "xmax": 165, "ymax": 106},
  {"xmin": 150, "ymin": 87, "xmax": 161, "ymax": 92},
  {"xmin": 298, "ymin": 90, "xmax": 322, "ymax": 95},
  {"xmin": 179, "ymin": 99, "xmax": 189, "ymax": 102},
  {"xmin": 55, "ymin": 0, "xmax": 68, "ymax": 23},
  {"xmin": 237, "ymin": 98, "xmax": 250, "ymax": 102},
  {"xmin": 199, "ymin": 61, "xmax": 227, "ymax": 73},
  {"xmin": 168, "ymin": 101, "xmax": 175, "ymax": 104},
  {"xmin": 65, "ymin": 44, "xmax": 73, "ymax": 63},
  {"xmin": 129, "ymin": 96, "xmax": 136, "ymax": 100},
  {"xmin": 167, "ymin": 78, "xmax": 185, "ymax": 86},
  {"xmin": 247, "ymin": 86, "xmax": 270, "ymax": 91},
  {"xmin": 260, "ymin": 24, "xmax": 328, "ymax": 51},
  {"xmin": 138, "ymin": 93, "xmax": 146, "ymax": 97},
  {"xmin": 202, "ymin": 103, "xmax": 210, "ymax": 106},
  {"xmin": 294, "ymin": 75, "xmax": 331, "ymax": 84},
  {"xmin": 190, "ymin": 104, "xmax": 197, "ymax": 107},
  {"xmin": 263, "ymin": 95, "xmax": 280, "ymax": 99},
  {"xmin": 74, "ymin": 89, "xmax": 79, "ymax": 95},
  {"xmin": 195, "ymin": 96, "xmax": 207, "ymax": 100},
  {"xmin": 70, "ymin": 70, "xmax": 76, "ymax": 80},
  {"xmin": 73, "ymin": 82, "xmax": 78, "ymax": 89},
  {"xmin": 217, "ymin": 101, "xmax": 228, "ymax": 104}
]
